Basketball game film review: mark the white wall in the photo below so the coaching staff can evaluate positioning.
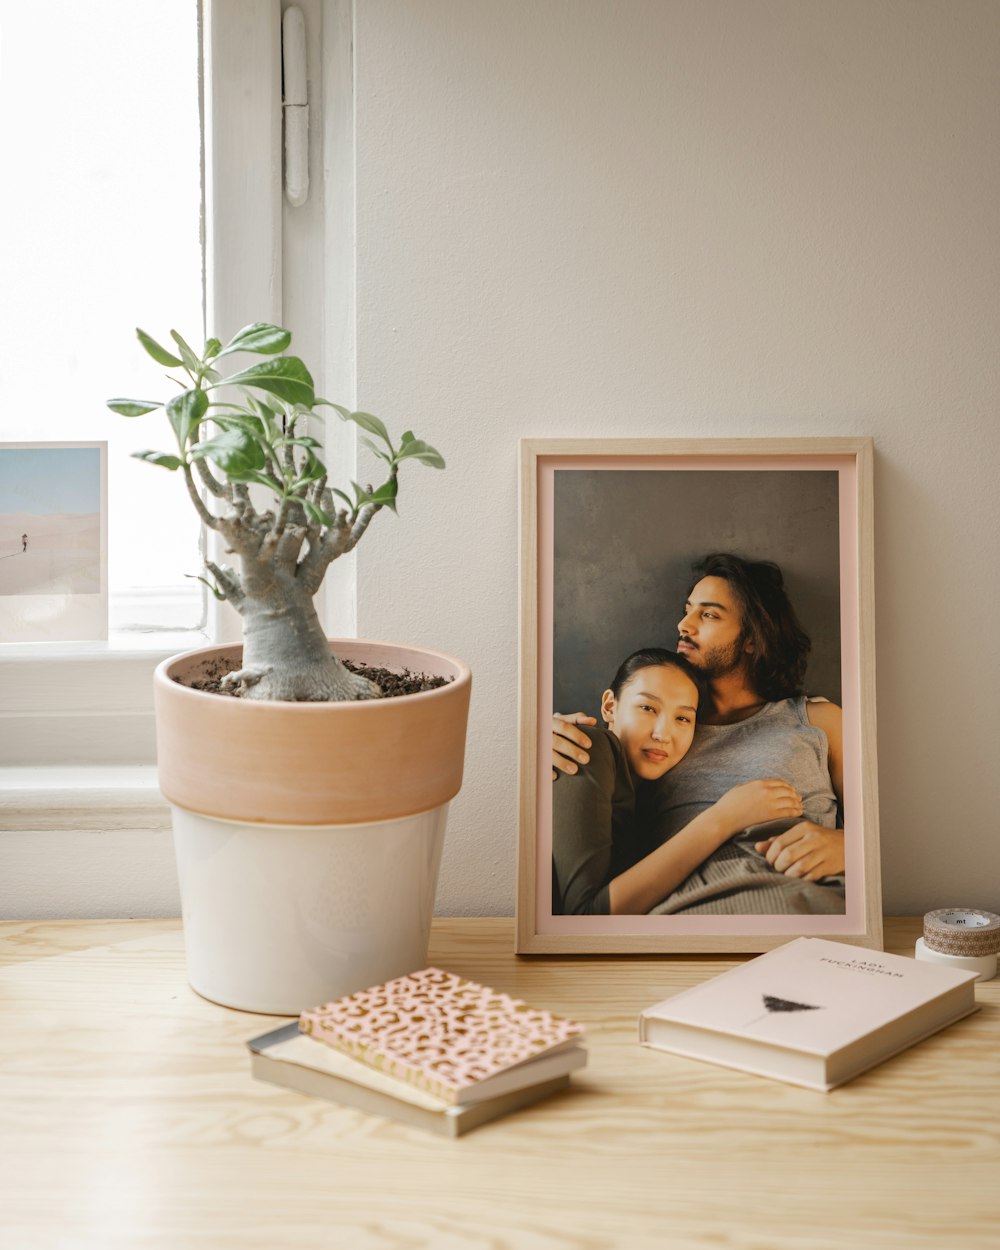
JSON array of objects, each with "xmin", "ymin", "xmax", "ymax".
[{"xmin": 350, "ymin": 0, "xmax": 1000, "ymax": 916}]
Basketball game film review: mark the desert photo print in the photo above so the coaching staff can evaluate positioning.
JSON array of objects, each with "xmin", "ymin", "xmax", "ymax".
[{"xmin": 0, "ymin": 442, "xmax": 107, "ymax": 641}]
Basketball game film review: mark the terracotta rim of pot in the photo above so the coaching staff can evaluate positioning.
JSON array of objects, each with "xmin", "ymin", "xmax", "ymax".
[{"xmin": 154, "ymin": 639, "xmax": 472, "ymax": 826}]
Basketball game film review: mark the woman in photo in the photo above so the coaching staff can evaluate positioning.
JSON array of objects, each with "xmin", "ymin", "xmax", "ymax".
[{"xmin": 553, "ymin": 647, "xmax": 804, "ymax": 914}]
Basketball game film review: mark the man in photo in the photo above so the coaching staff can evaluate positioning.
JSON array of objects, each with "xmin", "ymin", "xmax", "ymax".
[{"xmin": 552, "ymin": 552, "xmax": 845, "ymax": 916}]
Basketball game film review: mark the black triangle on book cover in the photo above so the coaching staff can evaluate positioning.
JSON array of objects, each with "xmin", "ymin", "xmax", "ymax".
[{"xmin": 762, "ymin": 995, "xmax": 822, "ymax": 1014}]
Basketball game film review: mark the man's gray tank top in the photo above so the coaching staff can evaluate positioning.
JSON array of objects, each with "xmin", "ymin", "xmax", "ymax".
[{"xmin": 650, "ymin": 696, "xmax": 838, "ymax": 845}]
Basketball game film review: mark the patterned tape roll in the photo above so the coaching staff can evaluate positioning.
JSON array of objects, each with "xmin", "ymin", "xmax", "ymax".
[{"xmin": 923, "ymin": 909, "xmax": 1000, "ymax": 957}]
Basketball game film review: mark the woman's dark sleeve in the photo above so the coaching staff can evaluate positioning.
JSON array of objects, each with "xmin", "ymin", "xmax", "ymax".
[{"xmin": 551, "ymin": 731, "xmax": 618, "ymax": 915}]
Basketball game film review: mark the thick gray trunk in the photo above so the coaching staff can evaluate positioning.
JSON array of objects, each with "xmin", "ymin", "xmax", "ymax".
[{"xmin": 223, "ymin": 569, "xmax": 380, "ymax": 702}]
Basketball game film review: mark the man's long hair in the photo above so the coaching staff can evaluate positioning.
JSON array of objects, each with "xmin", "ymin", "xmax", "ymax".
[{"xmin": 691, "ymin": 553, "xmax": 811, "ymax": 702}]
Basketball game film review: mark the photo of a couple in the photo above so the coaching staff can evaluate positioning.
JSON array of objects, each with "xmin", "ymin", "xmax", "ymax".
[
  {"xmin": 545, "ymin": 462, "xmax": 851, "ymax": 922},
  {"xmin": 551, "ymin": 552, "xmax": 845, "ymax": 917}
]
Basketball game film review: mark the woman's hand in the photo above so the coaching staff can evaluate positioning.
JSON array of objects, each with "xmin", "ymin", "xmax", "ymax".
[
  {"xmin": 551, "ymin": 714, "xmax": 597, "ymax": 779},
  {"xmin": 754, "ymin": 823, "xmax": 845, "ymax": 880},
  {"xmin": 712, "ymin": 778, "xmax": 804, "ymax": 834}
]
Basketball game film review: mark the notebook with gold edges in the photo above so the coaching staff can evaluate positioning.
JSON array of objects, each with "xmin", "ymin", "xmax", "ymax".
[{"xmin": 298, "ymin": 966, "xmax": 586, "ymax": 1105}]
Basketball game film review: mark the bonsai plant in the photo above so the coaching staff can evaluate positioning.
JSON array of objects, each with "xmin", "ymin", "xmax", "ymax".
[
  {"xmin": 108, "ymin": 324, "xmax": 472, "ymax": 1014},
  {"xmin": 109, "ymin": 321, "xmax": 444, "ymax": 702}
]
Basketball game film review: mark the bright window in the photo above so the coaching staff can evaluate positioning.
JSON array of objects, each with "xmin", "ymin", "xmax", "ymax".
[{"xmin": 0, "ymin": 0, "xmax": 205, "ymax": 633}]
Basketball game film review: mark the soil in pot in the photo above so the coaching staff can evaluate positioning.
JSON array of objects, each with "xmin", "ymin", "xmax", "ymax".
[{"xmin": 177, "ymin": 654, "xmax": 451, "ymax": 698}]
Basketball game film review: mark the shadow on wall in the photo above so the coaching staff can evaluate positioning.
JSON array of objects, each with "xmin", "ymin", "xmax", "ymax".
[{"xmin": 553, "ymin": 469, "xmax": 841, "ymax": 716}]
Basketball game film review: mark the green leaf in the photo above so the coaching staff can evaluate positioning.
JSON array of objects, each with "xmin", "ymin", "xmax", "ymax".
[
  {"xmin": 136, "ymin": 328, "xmax": 183, "ymax": 367},
  {"xmin": 330, "ymin": 488, "xmax": 353, "ymax": 510},
  {"xmin": 394, "ymin": 438, "xmax": 445, "ymax": 469},
  {"xmin": 222, "ymin": 357, "xmax": 315, "ymax": 407},
  {"xmin": 166, "ymin": 388, "xmax": 209, "ymax": 448},
  {"xmin": 204, "ymin": 338, "xmax": 223, "ymax": 359},
  {"xmin": 259, "ymin": 400, "xmax": 283, "ymax": 438},
  {"xmin": 245, "ymin": 396, "xmax": 282, "ymax": 440},
  {"xmin": 320, "ymin": 402, "xmax": 393, "ymax": 448},
  {"xmin": 131, "ymin": 449, "xmax": 183, "ymax": 471},
  {"xmin": 299, "ymin": 497, "xmax": 335, "ymax": 528},
  {"xmin": 298, "ymin": 450, "xmax": 327, "ymax": 484},
  {"xmin": 349, "ymin": 410, "xmax": 391, "ymax": 446},
  {"xmin": 275, "ymin": 435, "xmax": 323, "ymax": 451},
  {"xmin": 169, "ymin": 329, "xmax": 201, "ymax": 374},
  {"xmin": 185, "ymin": 572, "xmax": 225, "ymax": 601},
  {"xmin": 401, "ymin": 430, "xmax": 415, "ymax": 443},
  {"xmin": 368, "ymin": 477, "xmax": 399, "ymax": 513},
  {"xmin": 241, "ymin": 470, "xmax": 285, "ymax": 492},
  {"xmin": 214, "ymin": 414, "xmax": 267, "ymax": 440},
  {"xmin": 216, "ymin": 322, "xmax": 292, "ymax": 359},
  {"xmin": 190, "ymin": 429, "xmax": 267, "ymax": 479},
  {"xmin": 360, "ymin": 435, "xmax": 392, "ymax": 463},
  {"xmin": 107, "ymin": 397, "xmax": 162, "ymax": 417}
]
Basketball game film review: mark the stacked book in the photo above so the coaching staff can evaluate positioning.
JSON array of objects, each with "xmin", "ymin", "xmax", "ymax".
[{"xmin": 248, "ymin": 966, "xmax": 587, "ymax": 1135}]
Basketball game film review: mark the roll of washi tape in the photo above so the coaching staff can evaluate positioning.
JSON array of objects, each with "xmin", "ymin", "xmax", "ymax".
[
  {"xmin": 923, "ymin": 908, "xmax": 1000, "ymax": 957},
  {"xmin": 914, "ymin": 936, "xmax": 997, "ymax": 981}
]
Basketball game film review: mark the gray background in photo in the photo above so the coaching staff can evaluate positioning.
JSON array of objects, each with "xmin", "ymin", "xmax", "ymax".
[{"xmin": 553, "ymin": 469, "xmax": 841, "ymax": 717}]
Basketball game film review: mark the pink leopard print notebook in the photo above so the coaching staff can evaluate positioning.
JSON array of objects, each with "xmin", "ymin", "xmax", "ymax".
[{"xmin": 299, "ymin": 967, "xmax": 585, "ymax": 1104}]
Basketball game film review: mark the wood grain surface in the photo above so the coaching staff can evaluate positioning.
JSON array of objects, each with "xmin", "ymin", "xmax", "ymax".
[{"xmin": 1, "ymin": 917, "xmax": 997, "ymax": 1250}]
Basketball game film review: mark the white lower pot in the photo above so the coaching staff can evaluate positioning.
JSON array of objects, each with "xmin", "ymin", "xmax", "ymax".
[
  {"xmin": 154, "ymin": 639, "xmax": 471, "ymax": 1015},
  {"xmin": 171, "ymin": 804, "xmax": 448, "ymax": 1014}
]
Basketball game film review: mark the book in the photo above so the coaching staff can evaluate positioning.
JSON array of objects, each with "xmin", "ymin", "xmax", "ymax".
[
  {"xmin": 639, "ymin": 937, "xmax": 979, "ymax": 1091},
  {"xmin": 298, "ymin": 966, "xmax": 586, "ymax": 1105},
  {"xmin": 248, "ymin": 1022, "xmax": 586, "ymax": 1137}
]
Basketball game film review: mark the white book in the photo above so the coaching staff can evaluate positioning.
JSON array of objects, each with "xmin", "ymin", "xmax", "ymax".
[{"xmin": 639, "ymin": 938, "xmax": 978, "ymax": 1091}]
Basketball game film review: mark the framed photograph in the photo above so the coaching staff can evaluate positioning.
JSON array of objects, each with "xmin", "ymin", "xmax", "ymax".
[
  {"xmin": 0, "ymin": 442, "xmax": 108, "ymax": 643},
  {"xmin": 517, "ymin": 439, "xmax": 882, "ymax": 954}
]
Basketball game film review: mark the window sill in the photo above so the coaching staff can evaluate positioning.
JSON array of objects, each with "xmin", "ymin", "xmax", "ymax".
[
  {"xmin": 0, "ymin": 627, "xmax": 210, "ymax": 663},
  {"xmin": 0, "ymin": 765, "xmax": 168, "ymax": 831}
]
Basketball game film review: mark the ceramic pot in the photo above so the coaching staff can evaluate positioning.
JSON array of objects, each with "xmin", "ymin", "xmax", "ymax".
[{"xmin": 154, "ymin": 639, "xmax": 471, "ymax": 1013}]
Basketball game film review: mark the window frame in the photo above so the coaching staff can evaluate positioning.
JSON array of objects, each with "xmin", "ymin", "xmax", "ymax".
[
  {"xmin": 0, "ymin": 0, "xmax": 285, "ymax": 769},
  {"xmin": 0, "ymin": 0, "xmax": 361, "ymax": 782}
]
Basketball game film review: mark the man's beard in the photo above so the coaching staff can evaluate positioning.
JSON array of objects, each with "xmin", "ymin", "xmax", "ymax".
[{"xmin": 690, "ymin": 635, "xmax": 747, "ymax": 679}]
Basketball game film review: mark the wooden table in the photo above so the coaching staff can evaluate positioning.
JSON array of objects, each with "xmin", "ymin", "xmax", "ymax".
[{"xmin": 2, "ymin": 917, "xmax": 998, "ymax": 1249}]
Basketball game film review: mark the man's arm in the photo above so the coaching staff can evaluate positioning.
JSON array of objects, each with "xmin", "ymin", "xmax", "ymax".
[
  {"xmin": 804, "ymin": 699, "xmax": 844, "ymax": 803},
  {"xmin": 755, "ymin": 701, "xmax": 845, "ymax": 879}
]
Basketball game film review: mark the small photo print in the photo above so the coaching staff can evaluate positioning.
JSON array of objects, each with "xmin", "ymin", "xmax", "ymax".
[{"xmin": 0, "ymin": 442, "xmax": 107, "ymax": 642}]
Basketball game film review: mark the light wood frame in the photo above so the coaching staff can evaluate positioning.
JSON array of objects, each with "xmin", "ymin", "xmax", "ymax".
[{"xmin": 517, "ymin": 438, "xmax": 882, "ymax": 954}]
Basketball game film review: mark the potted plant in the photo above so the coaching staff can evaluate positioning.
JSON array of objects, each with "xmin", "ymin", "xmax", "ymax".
[{"xmin": 109, "ymin": 324, "xmax": 471, "ymax": 1014}]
